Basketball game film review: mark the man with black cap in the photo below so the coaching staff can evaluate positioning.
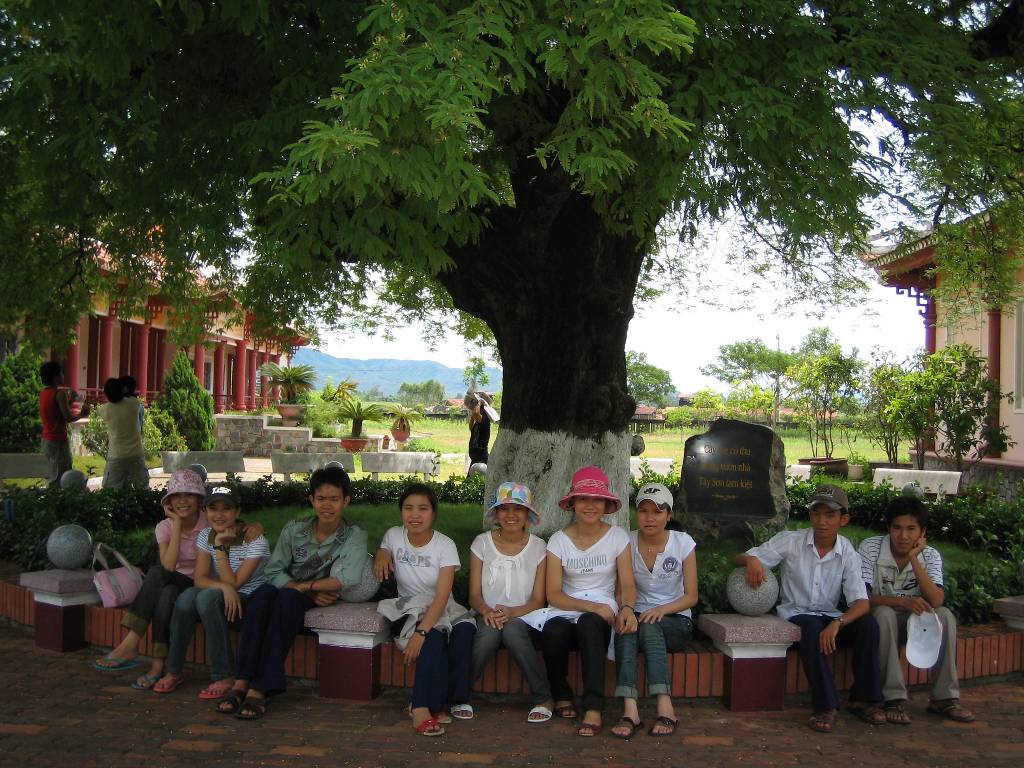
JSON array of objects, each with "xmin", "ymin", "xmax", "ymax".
[{"xmin": 735, "ymin": 484, "xmax": 884, "ymax": 733}]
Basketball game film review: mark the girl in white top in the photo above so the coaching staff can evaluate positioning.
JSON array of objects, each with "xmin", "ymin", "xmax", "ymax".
[
  {"xmin": 374, "ymin": 484, "xmax": 475, "ymax": 737},
  {"xmin": 611, "ymin": 483, "xmax": 698, "ymax": 739},
  {"xmin": 541, "ymin": 466, "xmax": 637, "ymax": 738},
  {"xmin": 468, "ymin": 482, "xmax": 553, "ymax": 722}
]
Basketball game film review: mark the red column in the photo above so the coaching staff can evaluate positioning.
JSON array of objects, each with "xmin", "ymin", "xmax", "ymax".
[
  {"xmin": 98, "ymin": 314, "xmax": 115, "ymax": 388},
  {"xmin": 233, "ymin": 339, "xmax": 248, "ymax": 411},
  {"xmin": 271, "ymin": 353, "xmax": 282, "ymax": 402},
  {"xmin": 118, "ymin": 321, "xmax": 132, "ymax": 376},
  {"xmin": 923, "ymin": 295, "xmax": 937, "ymax": 355},
  {"xmin": 194, "ymin": 341, "xmax": 206, "ymax": 388},
  {"xmin": 259, "ymin": 351, "xmax": 270, "ymax": 408},
  {"xmin": 213, "ymin": 340, "xmax": 226, "ymax": 413},
  {"xmin": 134, "ymin": 322, "xmax": 151, "ymax": 403},
  {"xmin": 247, "ymin": 348, "xmax": 257, "ymax": 411},
  {"xmin": 154, "ymin": 330, "xmax": 167, "ymax": 395},
  {"xmin": 64, "ymin": 343, "xmax": 80, "ymax": 392},
  {"xmin": 987, "ymin": 308, "xmax": 1002, "ymax": 459}
]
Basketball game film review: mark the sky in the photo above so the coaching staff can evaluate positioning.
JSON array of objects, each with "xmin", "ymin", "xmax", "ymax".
[{"xmin": 317, "ymin": 271, "xmax": 926, "ymax": 396}]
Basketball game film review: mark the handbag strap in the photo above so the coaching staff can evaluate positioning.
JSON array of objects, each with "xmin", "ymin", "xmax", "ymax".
[{"xmin": 92, "ymin": 542, "xmax": 134, "ymax": 572}]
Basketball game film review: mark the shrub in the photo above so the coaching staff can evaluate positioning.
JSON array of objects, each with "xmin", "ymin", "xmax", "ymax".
[
  {"xmin": 80, "ymin": 412, "xmax": 109, "ymax": 457},
  {"xmin": 155, "ymin": 352, "xmax": 215, "ymax": 450},
  {"xmin": 0, "ymin": 347, "xmax": 43, "ymax": 452},
  {"xmin": 146, "ymin": 406, "xmax": 188, "ymax": 453}
]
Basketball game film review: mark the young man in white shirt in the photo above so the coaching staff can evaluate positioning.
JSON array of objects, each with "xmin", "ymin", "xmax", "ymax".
[
  {"xmin": 858, "ymin": 496, "xmax": 975, "ymax": 724},
  {"xmin": 735, "ymin": 484, "xmax": 884, "ymax": 733}
]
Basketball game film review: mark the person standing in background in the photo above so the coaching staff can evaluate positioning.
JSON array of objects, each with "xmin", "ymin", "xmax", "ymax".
[{"xmin": 39, "ymin": 361, "xmax": 89, "ymax": 488}]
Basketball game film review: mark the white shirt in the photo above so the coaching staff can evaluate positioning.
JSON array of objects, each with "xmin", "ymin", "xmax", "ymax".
[
  {"xmin": 631, "ymin": 530, "xmax": 697, "ymax": 618},
  {"xmin": 380, "ymin": 526, "xmax": 461, "ymax": 600},
  {"xmin": 547, "ymin": 526, "xmax": 630, "ymax": 599},
  {"xmin": 99, "ymin": 400, "xmax": 144, "ymax": 459},
  {"xmin": 858, "ymin": 535, "xmax": 944, "ymax": 597},
  {"xmin": 470, "ymin": 531, "xmax": 547, "ymax": 608},
  {"xmin": 745, "ymin": 528, "xmax": 867, "ymax": 620}
]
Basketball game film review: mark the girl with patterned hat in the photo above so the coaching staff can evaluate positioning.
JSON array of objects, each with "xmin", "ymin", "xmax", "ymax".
[
  {"xmin": 467, "ymin": 481, "xmax": 554, "ymax": 722},
  {"xmin": 610, "ymin": 482, "xmax": 697, "ymax": 739},
  {"xmin": 539, "ymin": 466, "xmax": 638, "ymax": 737}
]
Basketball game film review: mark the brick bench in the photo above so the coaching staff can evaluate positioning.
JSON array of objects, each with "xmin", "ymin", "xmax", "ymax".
[{"xmin": 304, "ymin": 603, "xmax": 391, "ymax": 700}]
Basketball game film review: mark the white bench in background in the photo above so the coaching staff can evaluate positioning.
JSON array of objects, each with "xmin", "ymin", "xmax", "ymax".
[
  {"xmin": 872, "ymin": 467, "xmax": 962, "ymax": 496},
  {"xmin": 0, "ymin": 453, "xmax": 51, "ymax": 485},
  {"xmin": 360, "ymin": 452, "xmax": 439, "ymax": 481},
  {"xmin": 270, "ymin": 452, "xmax": 356, "ymax": 482},
  {"xmin": 629, "ymin": 457, "xmax": 675, "ymax": 479},
  {"xmin": 160, "ymin": 450, "xmax": 246, "ymax": 476},
  {"xmin": 786, "ymin": 464, "xmax": 812, "ymax": 482}
]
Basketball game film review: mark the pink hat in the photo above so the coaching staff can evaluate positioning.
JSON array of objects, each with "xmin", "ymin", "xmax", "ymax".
[
  {"xmin": 558, "ymin": 466, "xmax": 621, "ymax": 512},
  {"xmin": 161, "ymin": 469, "xmax": 206, "ymax": 505}
]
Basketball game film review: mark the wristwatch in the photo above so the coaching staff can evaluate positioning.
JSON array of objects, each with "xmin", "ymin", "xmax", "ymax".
[
  {"xmin": 213, "ymin": 544, "xmax": 229, "ymax": 552},
  {"xmin": 413, "ymin": 627, "xmax": 429, "ymax": 638}
]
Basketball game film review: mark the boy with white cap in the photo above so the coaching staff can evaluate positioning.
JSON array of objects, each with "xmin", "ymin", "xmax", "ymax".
[{"xmin": 735, "ymin": 484, "xmax": 884, "ymax": 733}]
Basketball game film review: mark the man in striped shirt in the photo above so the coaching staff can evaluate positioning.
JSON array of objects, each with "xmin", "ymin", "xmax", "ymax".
[{"xmin": 858, "ymin": 496, "xmax": 975, "ymax": 724}]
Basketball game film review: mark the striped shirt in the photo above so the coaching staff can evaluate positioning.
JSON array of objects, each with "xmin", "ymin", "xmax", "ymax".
[
  {"xmin": 857, "ymin": 535, "xmax": 944, "ymax": 597},
  {"xmin": 196, "ymin": 527, "xmax": 271, "ymax": 595}
]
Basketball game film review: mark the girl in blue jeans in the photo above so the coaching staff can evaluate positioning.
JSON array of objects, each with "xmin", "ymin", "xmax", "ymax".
[
  {"xmin": 612, "ymin": 483, "xmax": 698, "ymax": 739},
  {"xmin": 155, "ymin": 485, "xmax": 269, "ymax": 697}
]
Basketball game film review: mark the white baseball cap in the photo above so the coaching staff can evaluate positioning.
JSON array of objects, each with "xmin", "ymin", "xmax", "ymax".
[
  {"xmin": 635, "ymin": 483, "xmax": 674, "ymax": 511},
  {"xmin": 906, "ymin": 610, "xmax": 943, "ymax": 669}
]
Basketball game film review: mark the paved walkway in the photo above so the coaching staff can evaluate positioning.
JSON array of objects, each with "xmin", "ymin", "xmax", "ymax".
[{"xmin": 1, "ymin": 624, "xmax": 1021, "ymax": 767}]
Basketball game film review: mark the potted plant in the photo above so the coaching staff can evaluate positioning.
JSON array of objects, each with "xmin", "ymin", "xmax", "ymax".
[
  {"xmin": 259, "ymin": 362, "xmax": 317, "ymax": 426},
  {"xmin": 386, "ymin": 404, "xmax": 422, "ymax": 445},
  {"xmin": 337, "ymin": 398, "xmax": 387, "ymax": 452}
]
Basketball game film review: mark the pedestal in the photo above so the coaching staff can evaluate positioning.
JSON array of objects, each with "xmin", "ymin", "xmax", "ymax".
[
  {"xmin": 698, "ymin": 613, "xmax": 800, "ymax": 711},
  {"xmin": 19, "ymin": 570, "xmax": 100, "ymax": 652},
  {"xmin": 304, "ymin": 603, "xmax": 391, "ymax": 700},
  {"xmin": 994, "ymin": 596, "xmax": 1024, "ymax": 631}
]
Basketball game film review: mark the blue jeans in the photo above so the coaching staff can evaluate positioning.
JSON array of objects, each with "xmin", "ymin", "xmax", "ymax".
[
  {"xmin": 166, "ymin": 586, "xmax": 244, "ymax": 679},
  {"xmin": 407, "ymin": 620, "xmax": 476, "ymax": 712},
  {"xmin": 470, "ymin": 617, "xmax": 551, "ymax": 704},
  {"xmin": 614, "ymin": 614, "xmax": 693, "ymax": 698}
]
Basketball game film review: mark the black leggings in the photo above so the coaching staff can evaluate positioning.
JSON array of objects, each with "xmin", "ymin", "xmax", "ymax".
[{"xmin": 542, "ymin": 613, "xmax": 611, "ymax": 712}]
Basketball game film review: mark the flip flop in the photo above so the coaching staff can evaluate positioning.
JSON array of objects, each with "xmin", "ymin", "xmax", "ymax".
[
  {"xmin": 554, "ymin": 704, "xmax": 577, "ymax": 720},
  {"xmin": 648, "ymin": 715, "xmax": 678, "ymax": 737},
  {"xmin": 809, "ymin": 710, "xmax": 836, "ymax": 733},
  {"xmin": 415, "ymin": 717, "xmax": 445, "ymax": 737},
  {"xmin": 235, "ymin": 696, "xmax": 269, "ymax": 721},
  {"xmin": 450, "ymin": 704, "xmax": 474, "ymax": 720},
  {"xmin": 93, "ymin": 656, "xmax": 139, "ymax": 672},
  {"xmin": 215, "ymin": 691, "xmax": 245, "ymax": 715},
  {"xmin": 131, "ymin": 673, "xmax": 160, "ymax": 691},
  {"xmin": 611, "ymin": 717, "xmax": 643, "ymax": 740},
  {"xmin": 153, "ymin": 674, "xmax": 185, "ymax": 694},
  {"xmin": 577, "ymin": 721, "xmax": 602, "ymax": 737},
  {"xmin": 199, "ymin": 682, "xmax": 235, "ymax": 700},
  {"xmin": 528, "ymin": 705, "xmax": 553, "ymax": 723}
]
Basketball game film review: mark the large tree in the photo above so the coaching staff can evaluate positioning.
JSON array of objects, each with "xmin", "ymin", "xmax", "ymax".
[{"xmin": 2, "ymin": 2, "xmax": 1022, "ymax": 530}]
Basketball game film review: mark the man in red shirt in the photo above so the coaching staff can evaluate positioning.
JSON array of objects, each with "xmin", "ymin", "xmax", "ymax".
[{"xmin": 39, "ymin": 361, "xmax": 89, "ymax": 488}]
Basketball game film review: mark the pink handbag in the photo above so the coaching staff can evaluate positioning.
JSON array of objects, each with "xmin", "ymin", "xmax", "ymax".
[{"xmin": 92, "ymin": 543, "xmax": 144, "ymax": 608}]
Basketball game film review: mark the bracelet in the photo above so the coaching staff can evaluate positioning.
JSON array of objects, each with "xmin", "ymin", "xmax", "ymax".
[
  {"xmin": 621, "ymin": 605, "xmax": 635, "ymax": 613},
  {"xmin": 309, "ymin": 580, "xmax": 318, "ymax": 593},
  {"xmin": 414, "ymin": 626, "xmax": 429, "ymax": 637}
]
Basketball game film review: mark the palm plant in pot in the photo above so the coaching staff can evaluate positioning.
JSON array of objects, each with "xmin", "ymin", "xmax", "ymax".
[
  {"xmin": 337, "ymin": 398, "xmax": 387, "ymax": 452},
  {"xmin": 259, "ymin": 362, "xmax": 317, "ymax": 426},
  {"xmin": 386, "ymin": 404, "xmax": 422, "ymax": 445}
]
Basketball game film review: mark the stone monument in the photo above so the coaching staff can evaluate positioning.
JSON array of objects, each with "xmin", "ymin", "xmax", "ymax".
[{"xmin": 677, "ymin": 418, "xmax": 789, "ymax": 542}]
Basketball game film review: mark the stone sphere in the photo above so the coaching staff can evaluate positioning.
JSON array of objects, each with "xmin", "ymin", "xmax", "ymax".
[
  {"xmin": 187, "ymin": 463, "xmax": 209, "ymax": 482},
  {"xmin": 46, "ymin": 524, "xmax": 93, "ymax": 569},
  {"xmin": 59, "ymin": 469, "xmax": 88, "ymax": 491},
  {"xmin": 726, "ymin": 566, "xmax": 780, "ymax": 616},
  {"xmin": 468, "ymin": 462, "xmax": 488, "ymax": 477},
  {"xmin": 340, "ymin": 555, "xmax": 380, "ymax": 602},
  {"xmin": 901, "ymin": 482, "xmax": 924, "ymax": 498},
  {"xmin": 630, "ymin": 434, "xmax": 646, "ymax": 456},
  {"xmin": 323, "ymin": 461, "xmax": 344, "ymax": 470}
]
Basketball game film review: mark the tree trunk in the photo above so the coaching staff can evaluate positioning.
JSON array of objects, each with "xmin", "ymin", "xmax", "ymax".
[{"xmin": 438, "ymin": 180, "xmax": 646, "ymax": 532}]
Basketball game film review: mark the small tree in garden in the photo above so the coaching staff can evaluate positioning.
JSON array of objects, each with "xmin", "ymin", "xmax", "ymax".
[
  {"xmin": 862, "ymin": 353, "xmax": 909, "ymax": 466},
  {"xmin": 724, "ymin": 382, "xmax": 775, "ymax": 424},
  {"xmin": 626, "ymin": 351, "xmax": 676, "ymax": 408},
  {"xmin": 0, "ymin": 347, "xmax": 42, "ymax": 451},
  {"xmin": 786, "ymin": 331, "xmax": 863, "ymax": 459},
  {"xmin": 890, "ymin": 345, "xmax": 1013, "ymax": 474},
  {"xmin": 259, "ymin": 362, "xmax": 317, "ymax": 404},
  {"xmin": 155, "ymin": 352, "xmax": 215, "ymax": 451},
  {"xmin": 322, "ymin": 377, "xmax": 357, "ymax": 404}
]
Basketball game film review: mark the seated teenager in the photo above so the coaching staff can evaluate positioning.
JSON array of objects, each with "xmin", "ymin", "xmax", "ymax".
[
  {"xmin": 858, "ymin": 495, "xmax": 975, "ymax": 724},
  {"xmin": 217, "ymin": 465, "xmax": 367, "ymax": 720},
  {"xmin": 155, "ymin": 485, "xmax": 270, "ymax": 697},
  {"xmin": 735, "ymin": 484, "xmax": 883, "ymax": 733},
  {"xmin": 468, "ymin": 482, "xmax": 553, "ymax": 723}
]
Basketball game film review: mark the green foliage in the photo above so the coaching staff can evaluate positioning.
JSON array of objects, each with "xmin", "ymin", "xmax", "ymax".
[
  {"xmin": 337, "ymin": 399, "xmax": 387, "ymax": 437},
  {"xmin": 462, "ymin": 357, "xmax": 490, "ymax": 392},
  {"xmin": 625, "ymin": 351, "xmax": 676, "ymax": 407},
  {"xmin": 259, "ymin": 362, "xmax": 317, "ymax": 404},
  {"xmin": 385, "ymin": 403, "xmax": 422, "ymax": 432},
  {"xmin": 0, "ymin": 347, "xmax": 42, "ymax": 452},
  {"xmin": 146, "ymin": 407, "xmax": 188, "ymax": 454},
  {"xmin": 80, "ymin": 412, "xmax": 108, "ymax": 458},
  {"xmin": 302, "ymin": 396, "xmax": 342, "ymax": 438},
  {"xmin": 786, "ymin": 329, "xmax": 863, "ymax": 459},
  {"xmin": 724, "ymin": 382, "xmax": 775, "ymax": 424},
  {"xmin": 155, "ymin": 352, "xmax": 215, "ymax": 451},
  {"xmin": 321, "ymin": 378, "xmax": 358, "ymax": 404},
  {"xmin": 702, "ymin": 339, "xmax": 795, "ymax": 427},
  {"xmin": 397, "ymin": 379, "xmax": 447, "ymax": 407},
  {"xmin": 861, "ymin": 352, "xmax": 908, "ymax": 465}
]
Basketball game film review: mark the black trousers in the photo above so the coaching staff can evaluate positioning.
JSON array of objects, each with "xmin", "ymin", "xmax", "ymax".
[
  {"xmin": 790, "ymin": 613, "xmax": 882, "ymax": 713},
  {"xmin": 542, "ymin": 613, "xmax": 611, "ymax": 712},
  {"xmin": 121, "ymin": 566, "xmax": 193, "ymax": 658},
  {"xmin": 234, "ymin": 584, "xmax": 315, "ymax": 695}
]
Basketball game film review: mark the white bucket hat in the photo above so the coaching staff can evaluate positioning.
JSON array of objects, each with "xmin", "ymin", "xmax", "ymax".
[{"xmin": 906, "ymin": 610, "xmax": 943, "ymax": 669}]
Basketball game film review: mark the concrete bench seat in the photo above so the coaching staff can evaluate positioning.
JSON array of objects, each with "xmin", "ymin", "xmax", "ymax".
[
  {"xmin": 359, "ymin": 451, "xmax": 439, "ymax": 481},
  {"xmin": 629, "ymin": 457, "xmax": 674, "ymax": 478},
  {"xmin": 160, "ymin": 450, "xmax": 245, "ymax": 476},
  {"xmin": 873, "ymin": 467, "xmax": 961, "ymax": 496},
  {"xmin": 304, "ymin": 602, "xmax": 391, "ymax": 699},
  {"xmin": 786, "ymin": 464, "xmax": 812, "ymax": 482},
  {"xmin": 270, "ymin": 452, "xmax": 356, "ymax": 482},
  {"xmin": 0, "ymin": 453, "xmax": 51, "ymax": 483}
]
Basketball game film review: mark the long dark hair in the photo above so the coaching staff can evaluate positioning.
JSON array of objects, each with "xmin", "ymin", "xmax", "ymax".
[{"xmin": 103, "ymin": 377, "xmax": 125, "ymax": 403}]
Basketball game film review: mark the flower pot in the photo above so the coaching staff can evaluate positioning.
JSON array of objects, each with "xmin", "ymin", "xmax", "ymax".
[
  {"xmin": 391, "ymin": 427, "xmax": 411, "ymax": 444},
  {"xmin": 847, "ymin": 464, "xmax": 865, "ymax": 481},
  {"xmin": 341, "ymin": 437, "xmax": 370, "ymax": 453},
  {"xmin": 276, "ymin": 403, "xmax": 307, "ymax": 427},
  {"xmin": 807, "ymin": 457, "xmax": 848, "ymax": 478}
]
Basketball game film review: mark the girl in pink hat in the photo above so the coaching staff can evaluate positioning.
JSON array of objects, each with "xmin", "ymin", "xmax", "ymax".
[
  {"xmin": 93, "ymin": 469, "xmax": 209, "ymax": 688},
  {"xmin": 540, "ymin": 466, "xmax": 637, "ymax": 737}
]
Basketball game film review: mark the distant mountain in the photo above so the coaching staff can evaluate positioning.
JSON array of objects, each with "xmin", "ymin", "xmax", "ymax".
[{"xmin": 292, "ymin": 348, "xmax": 503, "ymax": 396}]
